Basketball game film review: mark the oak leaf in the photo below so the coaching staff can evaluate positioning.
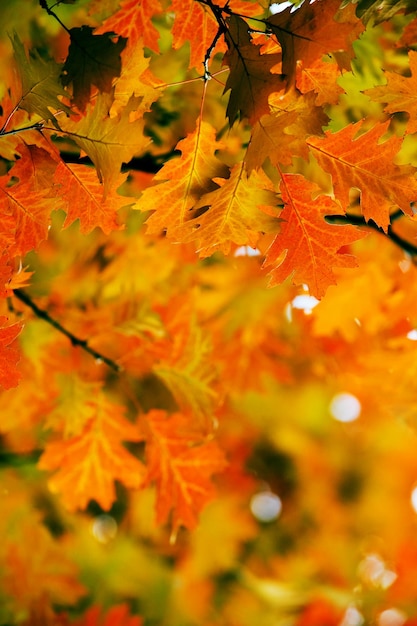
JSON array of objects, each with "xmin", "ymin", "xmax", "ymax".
[
  {"xmin": 54, "ymin": 162, "xmax": 132, "ymax": 234},
  {"xmin": 0, "ymin": 317, "xmax": 22, "ymax": 390},
  {"xmin": 307, "ymin": 121, "xmax": 417, "ymax": 230},
  {"xmin": 180, "ymin": 163, "xmax": 280, "ymax": 256},
  {"xmin": 135, "ymin": 120, "xmax": 227, "ymax": 237},
  {"xmin": 0, "ymin": 145, "xmax": 59, "ymax": 256},
  {"xmin": 142, "ymin": 410, "xmax": 227, "ymax": 533},
  {"xmin": 365, "ymin": 50, "xmax": 417, "ymax": 135},
  {"xmin": 11, "ymin": 33, "xmax": 71, "ymax": 127},
  {"xmin": 94, "ymin": 0, "xmax": 162, "ymax": 53},
  {"xmin": 153, "ymin": 300, "xmax": 218, "ymax": 424},
  {"xmin": 39, "ymin": 396, "xmax": 145, "ymax": 511},
  {"xmin": 268, "ymin": 0, "xmax": 362, "ymax": 84},
  {"xmin": 72, "ymin": 604, "xmax": 142, "ymax": 626},
  {"xmin": 264, "ymin": 174, "xmax": 365, "ymax": 298},
  {"xmin": 171, "ymin": 0, "xmax": 225, "ymax": 70},
  {"xmin": 223, "ymin": 15, "xmax": 284, "ymax": 124},
  {"xmin": 62, "ymin": 27, "xmax": 126, "ymax": 112},
  {"xmin": 246, "ymin": 91, "xmax": 328, "ymax": 170},
  {"xmin": 58, "ymin": 94, "xmax": 150, "ymax": 194}
]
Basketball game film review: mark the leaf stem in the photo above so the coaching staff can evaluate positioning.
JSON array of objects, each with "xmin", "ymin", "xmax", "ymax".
[{"xmin": 13, "ymin": 289, "xmax": 122, "ymax": 372}]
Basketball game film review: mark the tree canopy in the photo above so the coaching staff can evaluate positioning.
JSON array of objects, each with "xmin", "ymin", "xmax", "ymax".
[{"xmin": 2, "ymin": 0, "xmax": 417, "ymax": 624}]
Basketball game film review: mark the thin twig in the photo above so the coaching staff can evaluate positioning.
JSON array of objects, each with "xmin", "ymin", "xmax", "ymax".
[{"xmin": 13, "ymin": 289, "xmax": 122, "ymax": 372}]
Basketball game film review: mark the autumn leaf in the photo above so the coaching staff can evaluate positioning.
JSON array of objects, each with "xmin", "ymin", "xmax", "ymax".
[
  {"xmin": 39, "ymin": 395, "xmax": 145, "ymax": 511},
  {"xmin": 171, "ymin": 0, "xmax": 225, "ymax": 70},
  {"xmin": 179, "ymin": 163, "xmax": 280, "ymax": 256},
  {"xmin": 135, "ymin": 119, "xmax": 228, "ymax": 237},
  {"xmin": 62, "ymin": 27, "xmax": 127, "ymax": 111},
  {"xmin": 153, "ymin": 299, "xmax": 218, "ymax": 424},
  {"xmin": 296, "ymin": 56, "xmax": 344, "ymax": 106},
  {"xmin": 223, "ymin": 14, "xmax": 284, "ymax": 124},
  {"xmin": 263, "ymin": 174, "xmax": 365, "ymax": 297},
  {"xmin": 57, "ymin": 93, "xmax": 150, "ymax": 194},
  {"xmin": 142, "ymin": 410, "xmax": 227, "ymax": 533},
  {"xmin": 10, "ymin": 33, "xmax": 71, "ymax": 127},
  {"xmin": 365, "ymin": 50, "xmax": 417, "ymax": 135},
  {"xmin": 246, "ymin": 91, "xmax": 328, "ymax": 170},
  {"xmin": 54, "ymin": 162, "xmax": 132, "ymax": 234},
  {"xmin": 0, "ymin": 317, "xmax": 22, "ymax": 390},
  {"xmin": 307, "ymin": 121, "xmax": 417, "ymax": 229},
  {"xmin": 72, "ymin": 604, "xmax": 142, "ymax": 626},
  {"xmin": 94, "ymin": 0, "xmax": 162, "ymax": 53},
  {"xmin": 0, "ymin": 145, "xmax": 59, "ymax": 256},
  {"xmin": 268, "ymin": 0, "xmax": 362, "ymax": 83}
]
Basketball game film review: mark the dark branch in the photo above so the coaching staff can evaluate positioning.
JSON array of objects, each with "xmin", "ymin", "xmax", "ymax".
[
  {"xmin": 13, "ymin": 289, "xmax": 122, "ymax": 372},
  {"xmin": 325, "ymin": 212, "xmax": 417, "ymax": 256}
]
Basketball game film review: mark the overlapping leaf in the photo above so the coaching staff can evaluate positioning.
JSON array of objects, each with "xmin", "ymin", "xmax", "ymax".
[
  {"xmin": 94, "ymin": 0, "xmax": 162, "ymax": 53},
  {"xmin": 54, "ymin": 163, "xmax": 132, "ymax": 234},
  {"xmin": 0, "ymin": 317, "xmax": 22, "ymax": 390},
  {"xmin": 268, "ymin": 0, "xmax": 363, "ymax": 83},
  {"xmin": 62, "ymin": 27, "xmax": 126, "ymax": 111},
  {"xmin": 141, "ymin": 410, "xmax": 227, "ymax": 533},
  {"xmin": 39, "ymin": 396, "xmax": 145, "ymax": 511},
  {"xmin": 57, "ymin": 94, "xmax": 150, "ymax": 194},
  {"xmin": 223, "ymin": 15, "xmax": 284, "ymax": 123},
  {"xmin": 307, "ymin": 121, "xmax": 417, "ymax": 230},
  {"xmin": 264, "ymin": 174, "xmax": 365, "ymax": 297},
  {"xmin": 171, "ymin": 0, "xmax": 225, "ymax": 70},
  {"xmin": 365, "ymin": 51, "xmax": 417, "ymax": 135},
  {"xmin": 11, "ymin": 33, "xmax": 71, "ymax": 127},
  {"xmin": 180, "ymin": 164, "xmax": 279, "ymax": 256},
  {"xmin": 135, "ymin": 120, "xmax": 228, "ymax": 237}
]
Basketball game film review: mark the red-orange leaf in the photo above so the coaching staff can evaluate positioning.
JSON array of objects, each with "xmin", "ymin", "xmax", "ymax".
[
  {"xmin": 171, "ymin": 0, "xmax": 225, "ymax": 69},
  {"xmin": 307, "ymin": 121, "xmax": 417, "ymax": 230},
  {"xmin": 0, "ymin": 317, "xmax": 22, "ymax": 390},
  {"xmin": 73, "ymin": 604, "xmax": 142, "ymax": 626},
  {"xmin": 39, "ymin": 396, "xmax": 145, "ymax": 511},
  {"xmin": 142, "ymin": 410, "xmax": 227, "ymax": 533},
  {"xmin": 54, "ymin": 163, "xmax": 131, "ymax": 234},
  {"xmin": 94, "ymin": 0, "xmax": 162, "ymax": 53},
  {"xmin": 264, "ymin": 174, "xmax": 365, "ymax": 298},
  {"xmin": 268, "ymin": 0, "xmax": 362, "ymax": 84}
]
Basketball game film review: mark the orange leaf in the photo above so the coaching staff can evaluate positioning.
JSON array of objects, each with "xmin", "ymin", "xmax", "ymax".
[
  {"xmin": 268, "ymin": 0, "xmax": 362, "ymax": 83},
  {"xmin": 246, "ymin": 91, "xmax": 328, "ymax": 170},
  {"xmin": 307, "ymin": 121, "xmax": 417, "ymax": 230},
  {"xmin": 94, "ymin": 0, "xmax": 162, "ymax": 53},
  {"xmin": 171, "ymin": 0, "xmax": 225, "ymax": 70},
  {"xmin": 135, "ymin": 119, "xmax": 227, "ymax": 237},
  {"xmin": 264, "ymin": 174, "xmax": 365, "ymax": 298},
  {"xmin": 365, "ymin": 50, "xmax": 417, "ymax": 135},
  {"xmin": 0, "ymin": 144, "xmax": 59, "ymax": 255},
  {"xmin": 143, "ymin": 410, "xmax": 227, "ymax": 533},
  {"xmin": 54, "ymin": 163, "xmax": 131, "ymax": 234},
  {"xmin": 39, "ymin": 395, "xmax": 145, "ymax": 511},
  {"xmin": 179, "ymin": 163, "xmax": 279, "ymax": 256},
  {"xmin": 73, "ymin": 604, "xmax": 142, "ymax": 626},
  {"xmin": 0, "ymin": 316, "xmax": 22, "ymax": 390}
]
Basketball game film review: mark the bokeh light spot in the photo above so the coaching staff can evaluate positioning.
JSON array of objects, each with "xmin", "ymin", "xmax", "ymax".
[
  {"xmin": 250, "ymin": 491, "xmax": 282, "ymax": 522},
  {"xmin": 330, "ymin": 392, "xmax": 361, "ymax": 423},
  {"xmin": 91, "ymin": 514, "xmax": 118, "ymax": 544}
]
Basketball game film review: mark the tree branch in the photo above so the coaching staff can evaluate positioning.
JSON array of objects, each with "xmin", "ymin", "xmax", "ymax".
[
  {"xmin": 325, "ymin": 212, "xmax": 417, "ymax": 256},
  {"xmin": 13, "ymin": 289, "xmax": 122, "ymax": 372}
]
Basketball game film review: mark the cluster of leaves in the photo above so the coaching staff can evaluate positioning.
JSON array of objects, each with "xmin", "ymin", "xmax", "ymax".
[{"xmin": 3, "ymin": 0, "xmax": 417, "ymax": 624}]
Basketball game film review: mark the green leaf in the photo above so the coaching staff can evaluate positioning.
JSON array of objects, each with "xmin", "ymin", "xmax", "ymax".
[
  {"xmin": 62, "ymin": 26, "xmax": 127, "ymax": 111},
  {"xmin": 11, "ymin": 33, "xmax": 71, "ymax": 127}
]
